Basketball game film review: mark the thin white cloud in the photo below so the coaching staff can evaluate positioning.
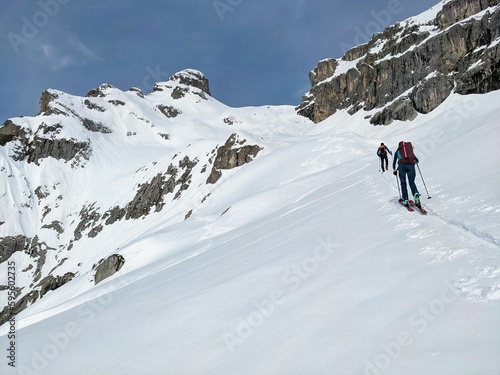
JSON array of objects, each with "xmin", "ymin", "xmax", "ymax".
[
  {"xmin": 66, "ymin": 34, "xmax": 104, "ymax": 62},
  {"xmin": 32, "ymin": 35, "xmax": 103, "ymax": 72},
  {"xmin": 39, "ymin": 43, "xmax": 73, "ymax": 72}
]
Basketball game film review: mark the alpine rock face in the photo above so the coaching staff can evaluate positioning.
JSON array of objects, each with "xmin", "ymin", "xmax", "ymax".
[
  {"xmin": 0, "ymin": 69, "xmax": 305, "ymax": 324},
  {"xmin": 1, "ymin": 1, "xmax": 500, "ymax": 373},
  {"xmin": 296, "ymin": 0, "xmax": 500, "ymax": 124}
]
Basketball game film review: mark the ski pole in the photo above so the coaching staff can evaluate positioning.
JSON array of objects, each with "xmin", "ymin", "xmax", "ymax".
[
  {"xmin": 416, "ymin": 163, "xmax": 431, "ymax": 199},
  {"xmin": 395, "ymin": 172, "xmax": 401, "ymax": 199}
]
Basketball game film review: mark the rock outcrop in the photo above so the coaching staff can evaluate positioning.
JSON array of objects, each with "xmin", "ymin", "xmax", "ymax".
[
  {"xmin": 93, "ymin": 254, "xmax": 125, "ymax": 285},
  {"xmin": 0, "ymin": 67, "xmax": 264, "ymax": 325},
  {"xmin": 0, "ymin": 235, "xmax": 30, "ymax": 263},
  {"xmin": 169, "ymin": 69, "xmax": 211, "ymax": 96},
  {"xmin": 153, "ymin": 69, "xmax": 211, "ymax": 100},
  {"xmin": 0, "ymin": 272, "xmax": 74, "ymax": 326},
  {"xmin": 297, "ymin": 0, "xmax": 500, "ymax": 124},
  {"xmin": 0, "ymin": 120, "xmax": 26, "ymax": 146},
  {"xmin": 9, "ymin": 122, "xmax": 92, "ymax": 165},
  {"xmin": 207, "ymin": 134, "xmax": 262, "ymax": 184}
]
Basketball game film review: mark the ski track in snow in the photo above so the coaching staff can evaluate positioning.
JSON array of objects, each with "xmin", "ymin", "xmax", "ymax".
[
  {"xmin": 1, "ymin": 82, "xmax": 500, "ymax": 374},
  {"xmin": 376, "ymin": 161, "xmax": 500, "ymax": 303}
]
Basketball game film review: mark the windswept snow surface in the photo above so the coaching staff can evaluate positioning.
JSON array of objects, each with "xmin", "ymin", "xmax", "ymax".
[{"xmin": 1, "ymin": 90, "xmax": 500, "ymax": 375}]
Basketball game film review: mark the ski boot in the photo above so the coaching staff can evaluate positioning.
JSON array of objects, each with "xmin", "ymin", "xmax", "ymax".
[{"xmin": 414, "ymin": 193, "xmax": 421, "ymax": 208}]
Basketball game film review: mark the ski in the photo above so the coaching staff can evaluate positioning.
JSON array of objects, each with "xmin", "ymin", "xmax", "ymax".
[
  {"xmin": 409, "ymin": 200, "xmax": 428, "ymax": 214},
  {"xmin": 398, "ymin": 199, "xmax": 414, "ymax": 211}
]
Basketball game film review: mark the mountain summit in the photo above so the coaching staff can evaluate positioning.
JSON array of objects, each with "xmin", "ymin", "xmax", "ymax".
[
  {"xmin": 297, "ymin": 0, "xmax": 500, "ymax": 124},
  {"xmin": 1, "ymin": 1, "xmax": 500, "ymax": 374},
  {"xmin": 0, "ymin": 68, "xmax": 300, "ymax": 325}
]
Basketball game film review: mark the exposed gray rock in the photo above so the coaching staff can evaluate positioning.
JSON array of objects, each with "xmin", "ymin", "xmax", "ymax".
[
  {"xmin": 343, "ymin": 44, "xmax": 369, "ymax": 62},
  {"xmin": 125, "ymin": 157, "xmax": 198, "ymax": 219},
  {"xmin": 35, "ymin": 185, "xmax": 50, "ymax": 200},
  {"xmin": 128, "ymin": 87, "xmax": 145, "ymax": 98},
  {"xmin": 297, "ymin": 0, "xmax": 500, "ymax": 124},
  {"xmin": 455, "ymin": 42, "xmax": 500, "ymax": 94},
  {"xmin": 223, "ymin": 116, "xmax": 243, "ymax": 126},
  {"xmin": 0, "ymin": 234, "xmax": 53, "ymax": 325},
  {"xmin": 103, "ymin": 206, "xmax": 127, "ymax": 225},
  {"xmin": 41, "ymin": 220, "xmax": 64, "ymax": 234},
  {"xmin": 84, "ymin": 99, "xmax": 106, "ymax": 112},
  {"xmin": 309, "ymin": 58, "xmax": 338, "ymax": 86},
  {"xmin": 93, "ymin": 254, "xmax": 125, "ymax": 284},
  {"xmin": 88, "ymin": 224, "xmax": 103, "ymax": 238},
  {"xmin": 74, "ymin": 203, "xmax": 101, "ymax": 241},
  {"xmin": 370, "ymin": 98, "xmax": 418, "ymax": 125},
  {"xmin": 0, "ymin": 272, "xmax": 74, "ymax": 326},
  {"xmin": 6, "ymin": 121, "xmax": 92, "ymax": 165},
  {"xmin": 436, "ymin": 0, "xmax": 499, "ymax": 29},
  {"xmin": 0, "ymin": 120, "xmax": 27, "ymax": 146},
  {"xmin": 38, "ymin": 272, "xmax": 75, "ymax": 298},
  {"xmin": 39, "ymin": 90, "xmax": 59, "ymax": 115},
  {"xmin": 80, "ymin": 117, "xmax": 112, "ymax": 134},
  {"xmin": 157, "ymin": 104, "xmax": 182, "ymax": 118},
  {"xmin": 206, "ymin": 168, "xmax": 222, "ymax": 185},
  {"xmin": 27, "ymin": 136, "xmax": 91, "ymax": 165},
  {"xmin": 0, "ymin": 235, "xmax": 30, "ymax": 263},
  {"xmin": 0, "ymin": 290, "xmax": 39, "ymax": 326},
  {"xmin": 169, "ymin": 69, "xmax": 211, "ymax": 96},
  {"xmin": 410, "ymin": 74, "xmax": 454, "ymax": 114},
  {"xmin": 44, "ymin": 98, "xmax": 112, "ymax": 134},
  {"xmin": 86, "ymin": 83, "xmax": 116, "ymax": 98},
  {"xmin": 126, "ymin": 173, "xmax": 172, "ymax": 219},
  {"xmin": 207, "ymin": 134, "xmax": 262, "ymax": 184},
  {"xmin": 108, "ymin": 99, "xmax": 125, "ymax": 106},
  {"xmin": 28, "ymin": 235, "xmax": 54, "ymax": 283},
  {"xmin": 174, "ymin": 156, "xmax": 198, "ymax": 199},
  {"xmin": 171, "ymin": 86, "xmax": 189, "ymax": 99},
  {"xmin": 158, "ymin": 133, "xmax": 170, "ymax": 140}
]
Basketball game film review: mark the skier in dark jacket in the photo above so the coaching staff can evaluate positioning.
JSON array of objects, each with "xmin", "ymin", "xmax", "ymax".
[
  {"xmin": 393, "ymin": 141, "xmax": 421, "ymax": 208},
  {"xmin": 376, "ymin": 143, "xmax": 392, "ymax": 172}
]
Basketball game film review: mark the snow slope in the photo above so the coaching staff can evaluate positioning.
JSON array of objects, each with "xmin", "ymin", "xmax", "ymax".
[{"xmin": 1, "ymin": 87, "xmax": 499, "ymax": 374}]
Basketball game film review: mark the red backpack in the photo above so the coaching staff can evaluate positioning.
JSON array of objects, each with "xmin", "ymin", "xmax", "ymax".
[{"xmin": 398, "ymin": 141, "xmax": 417, "ymax": 164}]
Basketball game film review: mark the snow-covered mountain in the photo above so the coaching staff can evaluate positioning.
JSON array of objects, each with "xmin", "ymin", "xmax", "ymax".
[
  {"xmin": 1, "ymin": 0, "xmax": 500, "ymax": 374},
  {"xmin": 0, "ymin": 69, "xmax": 309, "ymax": 325},
  {"xmin": 297, "ymin": 0, "xmax": 500, "ymax": 124}
]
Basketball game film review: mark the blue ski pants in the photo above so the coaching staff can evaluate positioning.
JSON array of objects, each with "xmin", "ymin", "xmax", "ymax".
[{"xmin": 398, "ymin": 163, "xmax": 419, "ymax": 200}]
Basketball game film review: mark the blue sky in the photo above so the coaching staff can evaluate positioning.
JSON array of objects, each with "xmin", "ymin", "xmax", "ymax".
[{"xmin": 0, "ymin": 0, "xmax": 439, "ymax": 121}]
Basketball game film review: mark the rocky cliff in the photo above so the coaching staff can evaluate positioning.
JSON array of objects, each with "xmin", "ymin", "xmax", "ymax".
[
  {"xmin": 0, "ymin": 69, "xmax": 267, "ymax": 324},
  {"xmin": 296, "ymin": 0, "xmax": 500, "ymax": 124}
]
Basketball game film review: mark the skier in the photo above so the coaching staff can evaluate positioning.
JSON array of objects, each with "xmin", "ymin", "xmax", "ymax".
[
  {"xmin": 393, "ymin": 141, "xmax": 421, "ymax": 208},
  {"xmin": 376, "ymin": 142, "xmax": 392, "ymax": 172}
]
